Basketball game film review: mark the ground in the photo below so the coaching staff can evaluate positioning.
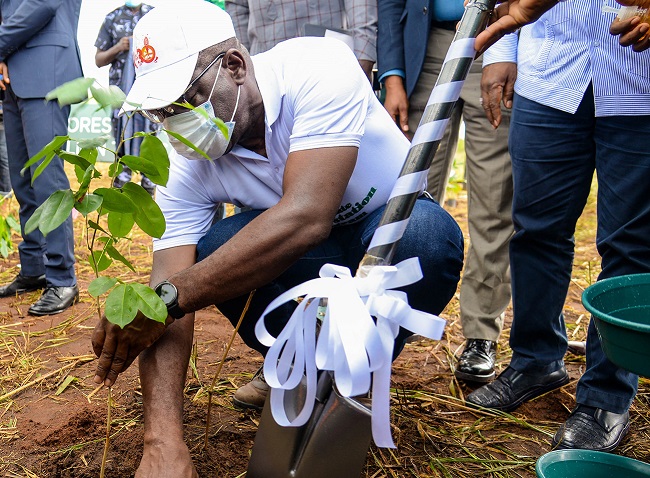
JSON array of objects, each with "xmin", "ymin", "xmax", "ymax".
[{"xmin": 1, "ymin": 166, "xmax": 649, "ymax": 478}]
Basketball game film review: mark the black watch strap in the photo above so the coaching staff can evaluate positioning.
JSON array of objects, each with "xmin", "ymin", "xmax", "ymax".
[{"xmin": 154, "ymin": 280, "xmax": 185, "ymax": 319}]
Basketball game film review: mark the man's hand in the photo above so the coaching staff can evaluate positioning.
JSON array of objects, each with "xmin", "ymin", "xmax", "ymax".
[
  {"xmin": 92, "ymin": 312, "xmax": 173, "ymax": 386},
  {"xmin": 610, "ymin": 16, "xmax": 650, "ymax": 51},
  {"xmin": 480, "ymin": 62, "xmax": 517, "ymax": 128},
  {"xmin": 117, "ymin": 36, "xmax": 131, "ymax": 52},
  {"xmin": 383, "ymin": 75, "xmax": 410, "ymax": 134},
  {"xmin": 0, "ymin": 62, "xmax": 9, "ymax": 91},
  {"xmin": 474, "ymin": 0, "xmax": 560, "ymax": 54}
]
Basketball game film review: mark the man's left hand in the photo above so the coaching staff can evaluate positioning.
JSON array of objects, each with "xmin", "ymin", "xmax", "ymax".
[
  {"xmin": 610, "ymin": 16, "xmax": 650, "ymax": 51},
  {"xmin": 92, "ymin": 312, "xmax": 173, "ymax": 386}
]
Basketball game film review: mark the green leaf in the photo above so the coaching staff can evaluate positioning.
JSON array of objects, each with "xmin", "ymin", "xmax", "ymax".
[
  {"xmin": 39, "ymin": 190, "xmax": 74, "ymax": 236},
  {"xmin": 90, "ymin": 84, "xmax": 126, "ymax": 109},
  {"xmin": 107, "ymin": 211, "xmax": 135, "ymax": 238},
  {"xmin": 0, "ymin": 240, "xmax": 9, "ymax": 259},
  {"xmin": 106, "ymin": 244, "xmax": 136, "ymax": 272},
  {"xmin": 45, "ymin": 77, "xmax": 93, "ymax": 106},
  {"xmin": 88, "ymin": 220, "xmax": 110, "ymax": 235},
  {"xmin": 109, "ymin": 162, "xmax": 124, "ymax": 179},
  {"xmin": 164, "ymin": 129, "xmax": 211, "ymax": 160},
  {"xmin": 21, "ymin": 136, "xmax": 68, "ymax": 174},
  {"xmin": 77, "ymin": 134, "xmax": 112, "ymax": 149},
  {"xmin": 94, "ymin": 187, "xmax": 137, "ymax": 213},
  {"xmin": 122, "ymin": 182, "xmax": 166, "ymax": 238},
  {"xmin": 59, "ymin": 152, "xmax": 92, "ymax": 171},
  {"xmin": 24, "ymin": 205, "xmax": 43, "ymax": 235},
  {"xmin": 105, "ymin": 284, "xmax": 139, "ymax": 328},
  {"xmin": 88, "ymin": 276, "xmax": 118, "ymax": 297},
  {"xmin": 31, "ymin": 151, "xmax": 56, "ymax": 185},
  {"xmin": 55, "ymin": 375, "xmax": 78, "ymax": 396},
  {"xmin": 75, "ymin": 193, "xmax": 103, "ymax": 216},
  {"xmin": 120, "ymin": 155, "xmax": 159, "ymax": 177},
  {"xmin": 131, "ymin": 283, "xmax": 168, "ymax": 323},
  {"xmin": 79, "ymin": 148, "xmax": 99, "ymax": 165},
  {"xmin": 139, "ymin": 135, "xmax": 170, "ymax": 186},
  {"xmin": 90, "ymin": 250, "xmax": 113, "ymax": 273},
  {"xmin": 23, "ymin": 190, "xmax": 74, "ymax": 237},
  {"xmin": 5, "ymin": 216, "xmax": 19, "ymax": 231}
]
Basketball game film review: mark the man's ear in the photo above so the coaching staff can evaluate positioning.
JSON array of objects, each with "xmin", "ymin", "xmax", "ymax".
[{"xmin": 223, "ymin": 49, "xmax": 247, "ymax": 85}]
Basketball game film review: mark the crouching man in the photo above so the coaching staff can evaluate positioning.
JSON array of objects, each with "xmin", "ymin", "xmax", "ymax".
[{"xmin": 91, "ymin": 2, "xmax": 464, "ymax": 476}]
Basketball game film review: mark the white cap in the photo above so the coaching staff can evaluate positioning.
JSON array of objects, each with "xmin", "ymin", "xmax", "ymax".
[{"xmin": 122, "ymin": 0, "xmax": 236, "ymax": 112}]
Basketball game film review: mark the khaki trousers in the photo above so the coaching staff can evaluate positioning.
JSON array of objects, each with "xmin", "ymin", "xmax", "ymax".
[{"xmin": 408, "ymin": 28, "xmax": 513, "ymax": 341}]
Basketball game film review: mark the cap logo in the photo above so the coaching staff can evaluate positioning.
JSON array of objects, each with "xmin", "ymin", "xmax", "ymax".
[{"xmin": 135, "ymin": 36, "xmax": 157, "ymax": 68}]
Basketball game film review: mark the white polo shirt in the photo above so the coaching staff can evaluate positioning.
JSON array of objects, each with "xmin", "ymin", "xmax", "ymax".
[{"xmin": 154, "ymin": 37, "xmax": 411, "ymax": 252}]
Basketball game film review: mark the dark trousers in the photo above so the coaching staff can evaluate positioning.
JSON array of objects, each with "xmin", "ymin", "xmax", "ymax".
[
  {"xmin": 4, "ymin": 85, "xmax": 76, "ymax": 286},
  {"xmin": 196, "ymin": 197, "xmax": 465, "ymax": 356},
  {"xmin": 508, "ymin": 86, "xmax": 650, "ymax": 413}
]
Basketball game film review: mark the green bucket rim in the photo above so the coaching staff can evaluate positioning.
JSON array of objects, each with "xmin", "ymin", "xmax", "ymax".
[
  {"xmin": 582, "ymin": 273, "xmax": 650, "ymax": 334},
  {"xmin": 536, "ymin": 449, "xmax": 650, "ymax": 477}
]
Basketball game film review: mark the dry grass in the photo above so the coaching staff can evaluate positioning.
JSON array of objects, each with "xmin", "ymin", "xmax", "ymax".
[{"xmin": 1, "ymin": 155, "xmax": 649, "ymax": 477}]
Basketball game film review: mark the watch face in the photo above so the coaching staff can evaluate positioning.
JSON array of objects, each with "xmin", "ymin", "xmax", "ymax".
[{"xmin": 157, "ymin": 282, "xmax": 177, "ymax": 305}]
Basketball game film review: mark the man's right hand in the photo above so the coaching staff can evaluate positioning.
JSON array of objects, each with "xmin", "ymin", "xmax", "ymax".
[
  {"xmin": 480, "ymin": 62, "xmax": 517, "ymax": 128},
  {"xmin": 383, "ymin": 75, "xmax": 410, "ymax": 135},
  {"xmin": 92, "ymin": 311, "xmax": 173, "ymax": 387},
  {"xmin": 474, "ymin": 0, "xmax": 561, "ymax": 54},
  {"xmin": 117, "ymin": 36, "xmax": 131, "ymax": 52}
]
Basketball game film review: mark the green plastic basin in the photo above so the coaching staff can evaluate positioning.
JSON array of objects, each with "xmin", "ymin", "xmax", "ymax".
[
  {"xmin": 536, "ymin": 450, "xmax": 650, "ymax": 478},
  {"xmin": 582, "ymin": 273, "xmax": 650, "ymax": 378}
]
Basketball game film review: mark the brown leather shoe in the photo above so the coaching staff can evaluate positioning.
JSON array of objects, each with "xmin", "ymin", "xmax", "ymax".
[{"xmin": 233, "ymin": 367, "xmax": 269, "ymax": 410}]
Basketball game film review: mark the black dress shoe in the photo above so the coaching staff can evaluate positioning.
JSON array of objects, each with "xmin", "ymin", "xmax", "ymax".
[
  {"xmin": 466, "ymin": 365, "xmax": 570, "ymax": 412},
  {"xmin": 552, "ymin": 405, "xmax": 630, "ymax": 452},
  {"xmin": 456, "ymin": 339, "xmax": 497, "ymax": 383},
  {"xmin": 28, "ymin": 286, "xmax": 79, "ymax": 316},
  {"xmin": 0, "ymin": 273, "xmax": 46, "ymax": 298}
]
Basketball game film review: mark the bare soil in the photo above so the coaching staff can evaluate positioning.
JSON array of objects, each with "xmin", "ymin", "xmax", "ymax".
[{"xmin": 1, "ymin": 185, "xmax": 649, "ymax": 478}]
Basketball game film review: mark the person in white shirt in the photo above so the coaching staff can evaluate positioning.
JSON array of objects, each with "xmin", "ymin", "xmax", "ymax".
[
  {"xmin": 466, "ymin": 0, "xmax": 650, "ymax": 453},
  {"xmin": 90, "ymin": 2, "xmax": 464, "ymax": 476}
]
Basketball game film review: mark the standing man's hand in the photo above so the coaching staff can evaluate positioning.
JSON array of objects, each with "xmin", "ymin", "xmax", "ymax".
[
  {"xmin": 117, "ymin": 36, "xmax": 131, "ymax": 52},
  {"xmin": 383, "ymin": 75, "xmax": 410, "ymax": 135},
  {"xmin": 480, "ymin": 62, "xmax": 517, "ymax": 128},
  {"xmin": 0, "ymin": 62, "xmax": 9, "ymax": 91},
  {"xmin": 610, "ymin": 16, "xmax": 650, "ymax": 51},
  {"xmin": 473, "ymin": 0, "xmax": 561, "ymax": 54},
  {"xmin": 92, "ymin": 311, "xmax": 173, "ymax": 386}
]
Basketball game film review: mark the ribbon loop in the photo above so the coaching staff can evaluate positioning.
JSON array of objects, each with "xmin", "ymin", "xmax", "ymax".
[{"xmin": 255, "ymin": 257, "xmax": 446, "ymax": 447}]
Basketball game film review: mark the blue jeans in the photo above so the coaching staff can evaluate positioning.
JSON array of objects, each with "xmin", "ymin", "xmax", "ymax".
[
  {"xmin": 196, "ymin": 197, "xmax": 464, "ymax": 356},
  {"xmin": 508, "ymin": 87, "xmax": 650, "ymax": 413}
]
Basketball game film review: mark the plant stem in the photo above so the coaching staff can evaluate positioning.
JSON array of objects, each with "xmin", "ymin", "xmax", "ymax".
[
  {"xmin": 100, "ymin": 387, "xmax": 112, "ymax": 478},
  {"xmin": 203, "ymin": 289, "xmax": 255, "ymax": 450}
]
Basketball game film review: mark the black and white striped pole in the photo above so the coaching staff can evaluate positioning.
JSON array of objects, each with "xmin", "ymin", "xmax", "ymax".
[{"xmin": 359, "ymin": 0, "xmax": 497, "ymax": 273}]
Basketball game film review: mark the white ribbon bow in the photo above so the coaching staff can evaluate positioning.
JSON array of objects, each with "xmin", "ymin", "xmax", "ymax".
[{"xmin": 254, "ymin": 257, "xmax": 446, "ymax": 448}]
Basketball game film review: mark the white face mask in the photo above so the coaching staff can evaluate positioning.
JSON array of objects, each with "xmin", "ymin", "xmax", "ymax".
[{"xmin": 164, "ymin": 61, "xmax": 240, "ymax": 160}]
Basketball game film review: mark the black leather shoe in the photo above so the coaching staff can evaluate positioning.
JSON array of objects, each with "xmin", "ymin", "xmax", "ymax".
[
  {"xmin": 0, "ymin": 273, "xmax": 46, "ymax": 298},
  {"xmin": 456, "ymin": 339, "xmax": 497, "ymax": 383},
  {"xmin": 466, "ymin": 366, "xmax": 570, "ymax": 412},
  {"xmin": 28, "ymin": 286, "xmax": 79, "ymax": 316},
  {"xmin": 552, "ymin": 405, "xmax": 630, "ymax": 452}
]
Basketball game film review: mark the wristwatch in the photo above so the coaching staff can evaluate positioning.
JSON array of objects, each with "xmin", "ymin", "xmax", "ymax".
[{"xmin": 154, "ymin": 280, "xmax": 185, "ymax": 319}]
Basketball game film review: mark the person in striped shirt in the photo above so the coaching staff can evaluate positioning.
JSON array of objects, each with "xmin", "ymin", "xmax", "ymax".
[{"xmin": 466, "ymin": 0, "xmax": 650, "ymax": 453}]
